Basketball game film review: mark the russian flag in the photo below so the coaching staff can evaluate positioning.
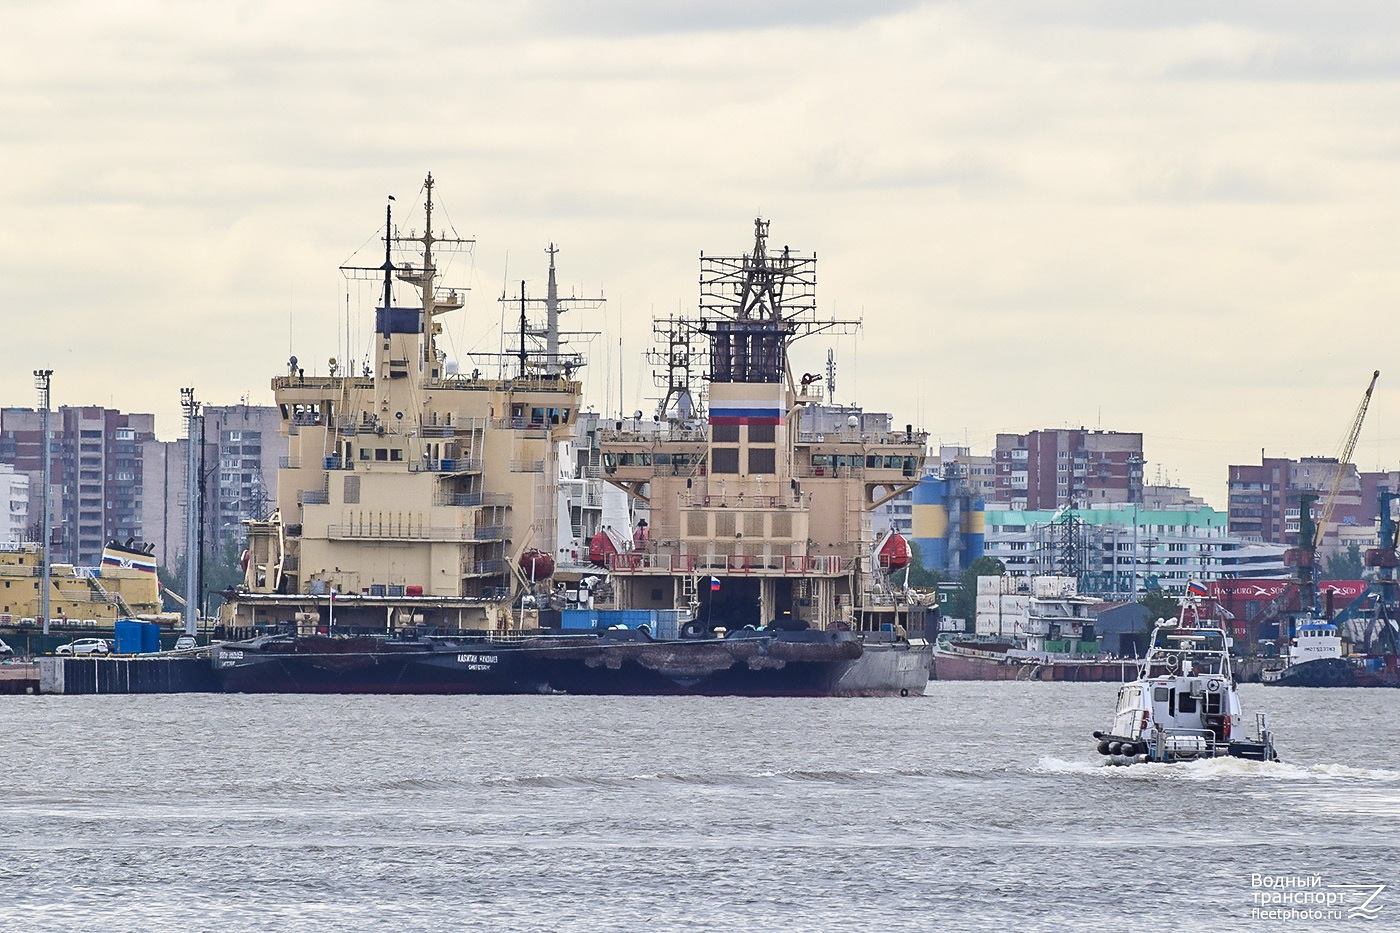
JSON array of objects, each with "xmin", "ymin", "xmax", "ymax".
[
  {"xmin": 1187, "ymin": 580, "xmax": 1208, "ymax": 597},
  {"xmin": 710, "ymin": 576, "xmax": 721, "ymax": 592}
]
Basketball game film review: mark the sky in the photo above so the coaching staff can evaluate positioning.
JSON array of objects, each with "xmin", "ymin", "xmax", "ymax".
[{"xmin": 5, "ymin": 0, "xmax": 1400, "ymax": 509}]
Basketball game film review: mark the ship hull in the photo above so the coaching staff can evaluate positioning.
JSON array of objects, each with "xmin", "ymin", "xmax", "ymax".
[
  {"xmin": 212, "ymin": 633, "xmax": 931, "ymax": 697},
  {"xmin": 933, "ymin": 644, "xmax": 1137, "ymax": 683},
  {"xmin": 1261, "ymin": 656, "xmax": 1400, "ymax": 688}
]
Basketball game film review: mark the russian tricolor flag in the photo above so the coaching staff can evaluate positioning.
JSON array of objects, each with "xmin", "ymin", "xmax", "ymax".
[
  {"xmin": 710, "ymin": 576, "xmax": 721, "ymax": 592},
  {"xmin": 1187, "ymin": 580, "xmax": 1208, "ymax": 597}
]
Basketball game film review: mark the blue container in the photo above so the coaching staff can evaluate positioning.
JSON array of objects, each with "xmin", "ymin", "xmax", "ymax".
[
  {"xmin": 142, "ymin": 622, "xmax": 161, "ymax": 654},
  {"xmin": 369, "ymin": 584, "xmax": 387, "ymax": 597},
  {"xmin": 388, "ymin": 584, "xmax": 405, "ymax": 597},
  {"xmin": 113, "ymin": 620, "xmax": 143, "ymax": 654},
  {"xmin": 654, "ymin": 610, "xmax": 683, "ymax": 640},
  {"xmin": 561, "ymin": 609, "xmax": 598, "ymax": 630}
]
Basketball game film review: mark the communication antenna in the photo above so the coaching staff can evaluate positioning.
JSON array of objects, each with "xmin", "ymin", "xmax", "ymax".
[
  {"xmin": 826, "ymin": 348, "xmax": 836, "ymax": 400},
  {"xmin": 34, "ymin": 370, "xmax": 52, "ymax": 636}
]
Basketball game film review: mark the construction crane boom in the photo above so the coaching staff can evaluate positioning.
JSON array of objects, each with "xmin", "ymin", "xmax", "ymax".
[{"xmin": 1314, "ymin": 369, "xmax": 1381, "ymax": 549}]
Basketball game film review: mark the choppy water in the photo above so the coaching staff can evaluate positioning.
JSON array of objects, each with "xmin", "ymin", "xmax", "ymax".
[{"xmin": 1, "ymin": 683, "xmax": 1396, "ymax": 932}]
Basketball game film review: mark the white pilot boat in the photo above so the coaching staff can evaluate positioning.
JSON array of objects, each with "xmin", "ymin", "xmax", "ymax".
[{"xmin": 1093, "ymin": 602, "xmax": 1278, "ymax": 764}]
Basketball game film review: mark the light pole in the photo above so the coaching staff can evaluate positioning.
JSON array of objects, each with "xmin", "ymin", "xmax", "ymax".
[
  {"xmin": 180, "ymin": 388, "xmax": 201, "ymax": 637},
  {"xmin": 34, "ymin": 370, "xmax": 52, "ymax": 636}
]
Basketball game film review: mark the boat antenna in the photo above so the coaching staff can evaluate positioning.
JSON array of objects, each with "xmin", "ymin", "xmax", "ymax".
[
  {"xmin": 519, "ymin": 280, "xmax": 529, "ymax": 378},
  {"xmin": 381, "ymin": 195, "xmax": 396, "ymax": 311}
]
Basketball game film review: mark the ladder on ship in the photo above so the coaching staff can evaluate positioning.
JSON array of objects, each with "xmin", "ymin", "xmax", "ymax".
[{"xmin": 86, "ymin": 574, "xmax": 134, "ymax": 617}]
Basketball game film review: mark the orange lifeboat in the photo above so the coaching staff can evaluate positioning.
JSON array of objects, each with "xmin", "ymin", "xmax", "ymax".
[
  {"xmin": 519, "ymin": 549, "xmax": 555, "ymax": 581},
  {"xmin": 878, "ymin": 532, "xmax": 911, "ymax": 572}
]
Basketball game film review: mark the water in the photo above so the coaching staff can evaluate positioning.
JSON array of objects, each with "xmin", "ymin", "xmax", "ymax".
[{"xmin": 2, "ymin": 684, "xmax": 1397, "ymax": 931}]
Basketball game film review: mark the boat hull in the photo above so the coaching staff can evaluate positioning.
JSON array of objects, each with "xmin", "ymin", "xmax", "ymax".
[
  {"xmin": 1261, "ymin": 656, "xmax": 1400, "ymax": 688},
  {"xmin": 212, "ymin": 633, "xmax": 931, "ymax": 697},
  {"xmin": 933, "ymin": 645, "xmax": 1137, "ymax": 682}
]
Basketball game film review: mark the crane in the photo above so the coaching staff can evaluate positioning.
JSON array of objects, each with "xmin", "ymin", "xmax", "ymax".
[
  {"xmin": 1314, "ymin": 369, "xmax": 1381, "ymax": 549},
  {"xmin": 1284, "ymin": 369, "xmax": 1380, "ymax": 616}
]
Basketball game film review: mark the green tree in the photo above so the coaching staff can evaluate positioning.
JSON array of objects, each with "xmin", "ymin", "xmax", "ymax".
[
  {"xmin": 1138, "ymin": 589, "xmax": 1179, "ymax": 626},
  {"xmin": 1321, "ymin": 543, "xmax": 1365, "ymax": 581}
]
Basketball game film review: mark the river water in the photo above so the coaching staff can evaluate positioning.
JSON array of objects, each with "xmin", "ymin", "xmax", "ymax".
[{"xmin": 1, "ymin": 683, "xmax": 1396, "ymax": 931}]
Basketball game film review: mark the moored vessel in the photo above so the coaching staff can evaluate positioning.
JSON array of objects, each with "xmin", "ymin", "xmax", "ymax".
[{"xmin": 213, "ymin": 183, "xmax": 929, "ymax": 696}]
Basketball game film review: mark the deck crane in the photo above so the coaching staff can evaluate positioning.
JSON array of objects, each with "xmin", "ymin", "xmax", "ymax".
[{"xmin": 1284, "ymin": 369, "xmax": 1380, "ymax": 615}]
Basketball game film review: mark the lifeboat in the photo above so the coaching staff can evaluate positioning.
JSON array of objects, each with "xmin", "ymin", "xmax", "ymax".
[
  {"xmin": 588, "ymin": 528, "xmax": 623, "ymax": 568},
  {"xmin": 519, "ymin": 549, "xmax": 555, "ymax": 581},
  {"xmin": 877, "ymin": 532, "xmax": 911, "ymax": 572}
]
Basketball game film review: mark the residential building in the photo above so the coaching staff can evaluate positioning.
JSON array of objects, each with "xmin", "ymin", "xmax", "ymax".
[
  {"xmin": 0, "ymin": 464, "xmax": 29, "ymax": 543},
  {"xmin": 1227, "ymin": 455, "xmax": 1376, "ymax": 550},
  {"xmin": 142, "ymin": 404, "xmax": 284, "ymax": 569},
  {"xmin": 994, "ymin": 429, "xmax": 1143, "ymax": 510},
  {"xmin": 0, "ymin": 406, "xmax": 154, "ymax": 566}
]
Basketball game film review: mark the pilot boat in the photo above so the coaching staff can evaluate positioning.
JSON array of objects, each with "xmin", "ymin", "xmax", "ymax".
[{"xmin": 1093, "ymin": 599, "xmax": 1278, "ymax": 764}]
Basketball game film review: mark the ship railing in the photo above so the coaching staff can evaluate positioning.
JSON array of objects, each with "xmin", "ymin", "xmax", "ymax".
[
  {"xmin": 419, "ymin": 424, "xmax": 460, "ymax": 438},
  {"xmin": 433, "ymin": 492, "xmax": 515, "ymax": 509},
  {"xmin": 680, "ymin": 493, "xmax": 802, "ymax": 509},
  {"xmin": 273, "ymin": 375, "xmax": 373, "ymax": 391},
  {"xmin": 298, "ymin": 488, "xmax": 330, "ymax": 505},
  {"xmin": 466, "ymin": 559, "xmax": 508, "ymax": 576},
  {"xmin": 326, "ymin": 524, "xmax": 511, "ymax": 543},
  {"xmin": 606, "ymin": 552, "xmax": 847, "ymax": 575},
  {"xmin": 510, "ymin": 460, "xmax": 545, "ymax": 473},
  {"xmin": 797, "ymin": 429, "xmax": 929, "ymax": 447},
  {"xmin": 409, "ymin": 458, "xmax": 483, "ymax": 473},
  {"xmin": 490, "ymin": 418, "xmax": 554, "ymax": 437}
]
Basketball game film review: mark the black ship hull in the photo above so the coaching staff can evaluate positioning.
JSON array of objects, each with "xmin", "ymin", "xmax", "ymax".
[
  {"xmin": 211, "ymin": 632, "xmax": 930, "ymax": 697},
  {"xmin": 1262, "ymin": 656, "xmax": 1400, "ymax": 688}
]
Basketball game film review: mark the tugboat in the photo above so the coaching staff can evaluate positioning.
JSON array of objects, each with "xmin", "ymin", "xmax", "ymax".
[{"xmin": 1093, "ymin": 595, "xmax": 1278, "ymax": 764}]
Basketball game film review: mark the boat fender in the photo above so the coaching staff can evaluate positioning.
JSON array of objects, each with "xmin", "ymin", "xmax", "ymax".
[
  {"xmin": 1097, "ymin": 741, "xmax": 1111, "ymax": 756},
  {"xmin": 899, "ymin": 688, "xmax": 909, "ymax": 697},
  {"xmin": 1108, "ymin": 741, "xmax": 1121, "ymax": 755}
]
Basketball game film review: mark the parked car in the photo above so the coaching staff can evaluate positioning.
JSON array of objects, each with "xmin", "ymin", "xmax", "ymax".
[
  {"xmin": 56, "ymin": 638, "xmax": 110, "ymax": 657},
  {"xmin": 173, "ymin": 635, "xmax": 197, "ymax": 651},
  {"xmin": 0, "ymin": 637, "xmax": 13, "ymax": 658}
]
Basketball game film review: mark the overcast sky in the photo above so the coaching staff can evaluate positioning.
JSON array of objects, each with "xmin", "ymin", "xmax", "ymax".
[{"xmin": 5, "ymin": 1, "xmax": 1400, "ymax": 507}]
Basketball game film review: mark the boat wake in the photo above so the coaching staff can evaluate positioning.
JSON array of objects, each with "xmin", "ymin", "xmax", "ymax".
[{"xmin": 1036, "ymin": 755, "xmax": 1400, "ymax": 783}]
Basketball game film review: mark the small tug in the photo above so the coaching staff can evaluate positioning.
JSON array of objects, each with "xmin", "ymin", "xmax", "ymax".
[{"xmin": 1093, "ymin": 597, "xmax": 1278, "ymax": 764}]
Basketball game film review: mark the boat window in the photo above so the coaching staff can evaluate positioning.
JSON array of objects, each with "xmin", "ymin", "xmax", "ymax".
[
  {"xmin": 390, "ymin": 449, "xmax": 403, "ymax": 461},
  {"xmin": 712, "ymin": 448, "xmax": 740, "ymax": 474},
  {"xmin": 811, "ymin": 455, "xmax": 831, "ymax": 468},
  {"xmin": 748, "ymin": 447, "xmax": 775, "ymax": 474},
  {"xmin": 1177, "ymin": 694, "xmax": 1197, "ymax": 714},
  {"xmin": 375, "ymin": 449, "xmax": 389, "ymax": 462},
  {"xmin": 712, "ymin": 424, "xmax": 740, "ymax": 443},
  {"xmin": 1153, "ymin": 687, "xmax": 1169, "ymax": 703}
]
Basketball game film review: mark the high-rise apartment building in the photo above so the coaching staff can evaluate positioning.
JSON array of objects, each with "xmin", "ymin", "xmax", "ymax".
[
  {"xmin": 0, "ymin": 406, "xmax": 155, "ymax": 565},
  {"xmin": 993, "ymin": 429, "xmax": 1144, "ymax": 510}
]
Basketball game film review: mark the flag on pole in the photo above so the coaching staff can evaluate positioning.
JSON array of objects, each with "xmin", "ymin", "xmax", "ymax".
[
  {"xmin": 1186, "ymin": 580, "xmax": 1208, "ymax": 597},
  {"xmin": 710, "ymin": 576, "xmax": 721, "ymax": 592}
]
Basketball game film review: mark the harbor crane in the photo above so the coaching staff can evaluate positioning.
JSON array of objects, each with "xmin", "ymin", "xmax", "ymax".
[{"xmin": 1283, "ymin": 370, "xmax": 1380, "ymax": 616}]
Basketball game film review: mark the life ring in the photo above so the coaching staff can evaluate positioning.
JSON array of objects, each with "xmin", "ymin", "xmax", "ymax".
[
  {"xmin": 1207, "ymin": 679, "xmax": 1221, "ymax": 692},
  {"xmin": 1165, "ymin": 653, "xmax": 1180, "ymax": 671}
]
